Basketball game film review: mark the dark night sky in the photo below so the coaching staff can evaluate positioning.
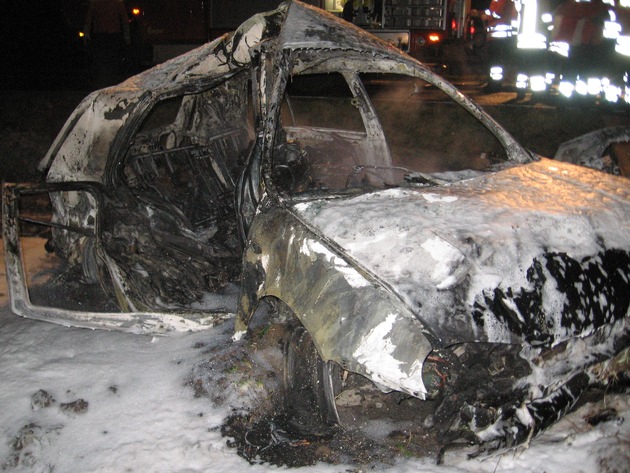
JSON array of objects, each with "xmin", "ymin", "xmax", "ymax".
[{"xmin": 3, "ymin": 1, "xmax": 92, "ymax": 89}]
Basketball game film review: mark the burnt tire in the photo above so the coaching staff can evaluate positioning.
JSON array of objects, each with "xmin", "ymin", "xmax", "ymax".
[{"xmin": 283, "ymin": 323, "xmax": 340, "ymax": 435}]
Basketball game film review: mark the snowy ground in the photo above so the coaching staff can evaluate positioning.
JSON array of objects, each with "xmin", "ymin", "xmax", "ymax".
[{"xmin": 1, "ymin": 240, "xmax": 629, "ymax": 472}]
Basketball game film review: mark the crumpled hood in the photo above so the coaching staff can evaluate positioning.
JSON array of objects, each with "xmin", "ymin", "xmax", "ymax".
[{"xmin": 293, "ymin": 159, "xmax": 630, "ymax": 347}]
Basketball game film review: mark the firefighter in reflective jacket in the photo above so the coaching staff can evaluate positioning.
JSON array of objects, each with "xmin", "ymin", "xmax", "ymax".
[
  {"xmin": 552, "ymin": 0, "xmax": 607, "ymax": 48},
  {"xmin": 550, "ymin": 0, "xmax": 628, "ymax": 101}
]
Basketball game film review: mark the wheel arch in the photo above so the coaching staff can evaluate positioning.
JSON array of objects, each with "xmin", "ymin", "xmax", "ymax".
[{"xmin": 235, "ymin": 205, "xmax": 435, "ymax": 399}]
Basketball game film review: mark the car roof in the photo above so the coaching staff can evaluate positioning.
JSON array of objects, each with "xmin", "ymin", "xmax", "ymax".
[
  {"xmin": 111, "ymin": 0, "xmax": 405, "ymax": 95},
  {"xmin": 41, "ymin": 1, "xmax": 412, "ymax": 182}
]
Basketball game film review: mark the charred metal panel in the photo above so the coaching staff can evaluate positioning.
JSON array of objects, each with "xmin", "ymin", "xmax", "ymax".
[
  {"xmin": 555, "ymin": 126, "xmax": 630, "ymax": 176},
  {"xmin": 40, "ymin": 4, "xmax": 287, "ymax": 185},
  {"xmin": 237, "ymin": 202, "xmax": 434, "ymax": 398},
  {"xmin": 45, "ymin": 91, "xmax": 139, "ymax": 184},
  {"xmin": 424, "ymin": 319, "xmax": 628, "ymax": 451},
  {"xmin": 470, "ymin": 324, "xmax": 630, "ymax": 451},
  {"xmin": 279, "ymin": 1, "xmax": 403, "ymax": 56},
  {"xmin": 2, "ymin": 0, "xmax": 629, "ymax": 454}
]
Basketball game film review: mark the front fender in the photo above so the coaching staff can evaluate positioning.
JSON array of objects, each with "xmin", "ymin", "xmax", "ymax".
[{"xmin": 236, "ymin": 204, "xmax": 434, "ymax": 398}]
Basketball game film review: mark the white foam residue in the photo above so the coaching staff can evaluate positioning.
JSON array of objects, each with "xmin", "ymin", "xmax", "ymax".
[
  {"xmin": 335, "ymin": 261, "xmax": 371, "ymax": 288},
  {"xmin": 436, "ymin": 275, "xmax": 458, "ymax": 290},
  {"xmin": 0, "ymin": 299, "xmax": 628, "ymax": 472},
  {"xmin": 232, "ymin": 330, "xmax": 246, "ymax": 341},
  {"xmin": 302, "ymin": 239, "xmax": 370, "ymax": 288},
  {"xmin": 293, "ymin": 202, "xmax": 312, "ymax": 213},
  {"xmin": 421, "ymin": 193, "xmax": 458, "ymax": 203},
  {"xmin": 421, "ymin": 237, "xmax": 465, "ymax": 286},
  {"xmin": 303, "ymin": 239, "xmax": 335, "ymax": 260},
  {"xmin": 500, "ymin": 296, "xmax": 525, "ymax": 323},
  {"xmin": 353, "ymin": 313, "xmax": 425, "ymax": 394},
  {"xmin": 353, "ymin": 313, "xmax": 401, "ymax": 382},
  {"xmin": 480, "ymin": 308, "xmax": 514, "ymax": 342},
  {"xmin": 293, "ymin": 163, "xmax": 630, "ymax": 345},
  {"xmin": 346, "ymin": 231, "xmax": 392, "ymax": 254},
  {"xmin": 515, "ymin": 404, "xmax": 534, "ymax": 427}
]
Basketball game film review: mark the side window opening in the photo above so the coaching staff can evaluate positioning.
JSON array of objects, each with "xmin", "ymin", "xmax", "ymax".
[
  {"xmin": 272, "ymin": 70, "xmax": 508, "ymax": 197},
  {"xmin": 361, "ymin": 73, "xmax": 507, "ymax": 174},
  {"xmin": 274, "ymin": 72, "xmax": 369, "ymax": 194},
  {"xmin": 121, "ymin": 72, "xmax": 255, "ymax": 232}
]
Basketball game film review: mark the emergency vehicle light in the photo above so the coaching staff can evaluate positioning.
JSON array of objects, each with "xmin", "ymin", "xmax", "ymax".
[
  {"xmin": 489, "ymin": 24, "xmax": 512, "ymax": 38},
  {"xmin": 518, "ymin": 0, "xmax": 547, "ymax": 49},
  {"xmin": 587, "ymin": 78, "xmax": 602, "ymax": 95},
  {"xmin": 517, "ymin": 32, "xmax": 547, "ymax": 49},
  {"xmin": 603, "ymin": 84, "xmax": 621, "ymax": 103},
  {"xmin": 558, "ymin": 81, "xmax": 574, "ymax": 98},
  {"xmin": 575, "ymin": 79, "xmax": 588, "ymax": 95},
  {"xmin": 530, "ymin": 75, "xmax": 547, "ymax": 92},
  {"xmin": 490, "ymin": 66, "xmax": 504, "ymax": 81}
]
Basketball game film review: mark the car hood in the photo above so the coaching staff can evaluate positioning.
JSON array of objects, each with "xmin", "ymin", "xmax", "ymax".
[{"xmin": 292, "ymin": 158, "xmax": 630, "ymax": 347}]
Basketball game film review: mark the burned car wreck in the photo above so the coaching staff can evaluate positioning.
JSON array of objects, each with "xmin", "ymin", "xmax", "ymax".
[{"xmin": 3, "ymin": 0, "xmax": 629, "ymax": 456}]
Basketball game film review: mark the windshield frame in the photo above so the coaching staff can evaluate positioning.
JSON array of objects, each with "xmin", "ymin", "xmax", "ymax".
[{"xmin": 264, "ymin": 50, "xmax": 534, "ymax": 201}]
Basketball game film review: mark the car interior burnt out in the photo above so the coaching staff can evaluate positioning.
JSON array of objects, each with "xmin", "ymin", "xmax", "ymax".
[
  {"xmin": 4, "ymin": 70, "xmax": 257, "ymax": 321},
  {"xmin": 107, "ymin": 72, "xmax": 255, "ymax": 309},
  {"xmin": 274, "ymin": 69, "xmax": 509, "ymax": 196},
  {"xmin": 2, "ymin": 1, "xmax": 628, "ymax": 462}
]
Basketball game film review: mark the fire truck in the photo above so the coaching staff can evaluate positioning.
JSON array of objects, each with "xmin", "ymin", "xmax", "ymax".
[
  {"xmin": 63, "ymin": 0, "xmax": 485, "ymax": 71},
  {"xmin": 123, "ymin": 0, "xmax": 473, "ymax": 64},
  {"xmin": 342, "ymin": 0, "xmax": 468, "ymax": 62},
  {"xmin": 123, "ymin": 0, "xmax": 296, "ymax": 63},
  {"xmin": 486, "ymin": 0, "xmax": 630, "ymax": 104}
]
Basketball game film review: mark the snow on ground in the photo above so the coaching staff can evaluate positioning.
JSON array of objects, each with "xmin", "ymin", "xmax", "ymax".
[{"xmin": 0, "ymin": 241, "xmax": 629, "ymax": 472}]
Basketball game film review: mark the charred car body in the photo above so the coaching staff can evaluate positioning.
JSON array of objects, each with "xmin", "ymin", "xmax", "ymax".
[{"xmin": 3, "ymin": 0, "xmax": 629, "ymax": 454}]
